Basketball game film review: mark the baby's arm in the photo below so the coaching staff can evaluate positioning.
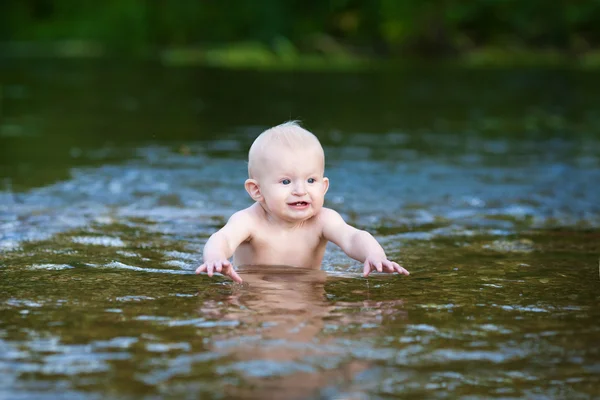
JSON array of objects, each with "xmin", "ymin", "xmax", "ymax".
[
  {"xmin": 195, "ymin": 210, "xmax": 252, "ymax": 283},
  {"xmin": 321, "ymin": 208, "xmax": 409, "ymax": 277}
]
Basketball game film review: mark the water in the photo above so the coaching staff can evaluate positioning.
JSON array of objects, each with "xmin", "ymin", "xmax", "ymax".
[{"xmin": 1, "ymin": 61, "xmax": 599, "ymax": 399}]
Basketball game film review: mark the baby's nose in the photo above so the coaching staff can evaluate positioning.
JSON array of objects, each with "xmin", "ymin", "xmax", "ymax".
[{"xmin": 292, "ymin": 182, "xmax": 307, "ymax": 195}]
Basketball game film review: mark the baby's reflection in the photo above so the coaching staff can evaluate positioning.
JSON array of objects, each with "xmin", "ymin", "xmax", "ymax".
[
  {"xmin": 199, "ymin": 265, "xmax": 406, "ymax": 399},
  {"xmin": 231, "ymin": 265, "xmax": 329, "ymax": 341}
]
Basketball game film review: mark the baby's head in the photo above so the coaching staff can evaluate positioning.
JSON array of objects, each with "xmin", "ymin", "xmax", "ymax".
[
  {"xmin": 245, "ymin": 121, "xmax": 329, "ymax": 221},
  {"xmin": 247, "ymin": 121, "xmax": 324, "ymax": 179}
]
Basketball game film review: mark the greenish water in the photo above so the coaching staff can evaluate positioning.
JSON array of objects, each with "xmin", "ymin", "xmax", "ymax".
[{"xmin": 1, "ymin": 61, "xmax": 600, "ymax": 399}]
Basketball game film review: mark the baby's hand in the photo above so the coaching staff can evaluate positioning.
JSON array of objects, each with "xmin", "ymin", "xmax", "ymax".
[
  {"xmin": 195, "ymin": 259, "xmax": 243, "ymax": 283},
  {"xmin": 363, "ymin": 256, "xmax": 410, "ymax": 277}
]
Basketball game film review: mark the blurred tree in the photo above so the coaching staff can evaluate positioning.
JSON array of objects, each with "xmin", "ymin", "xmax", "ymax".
[{"xmin": 0, "ymin": 0, "xmax": 598, "ymax": 58}]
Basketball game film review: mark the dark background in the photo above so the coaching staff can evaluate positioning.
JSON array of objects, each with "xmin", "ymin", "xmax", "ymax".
[{"xmin": 1, "ymin": 0, "xmax": 599, "ymax": 63}]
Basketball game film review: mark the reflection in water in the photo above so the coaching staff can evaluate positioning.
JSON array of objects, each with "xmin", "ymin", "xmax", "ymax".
[{"xmin": 201, "ymin": 265, "xmax": 382, "ymax": 398}]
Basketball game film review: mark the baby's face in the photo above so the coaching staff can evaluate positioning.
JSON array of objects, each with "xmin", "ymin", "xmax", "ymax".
[{"xmin": 253, "ymin": 145, "xmax": 329, "ymax": 223}]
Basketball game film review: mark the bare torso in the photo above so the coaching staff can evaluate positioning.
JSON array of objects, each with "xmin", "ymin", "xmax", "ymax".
[{"xmin": 233, "ymin": 203, "xmax": 328, "ymax": 268}]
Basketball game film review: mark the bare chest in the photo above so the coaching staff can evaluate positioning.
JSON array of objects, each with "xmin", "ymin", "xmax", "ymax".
[{"xmin": 233, "ymin": 224, "xmax": 327, "ymax": 268}]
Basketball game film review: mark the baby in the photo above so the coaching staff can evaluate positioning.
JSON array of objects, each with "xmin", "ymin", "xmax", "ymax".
[{"xmin": 196, "ymin": 121, "xmax": 410, "ymax": 283}]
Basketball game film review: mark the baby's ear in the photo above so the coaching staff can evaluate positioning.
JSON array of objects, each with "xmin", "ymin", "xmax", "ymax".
[
  {"xmin": 322, "ymin": 177, "xmax": 330, "ymax": 195},
  {"xmin": 244, "ymin": 179, "xmax": 263, "ymax": 202}
]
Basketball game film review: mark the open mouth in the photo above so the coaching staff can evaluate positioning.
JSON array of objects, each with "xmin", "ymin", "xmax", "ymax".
[{"xmin": 289, "ymin": 201, "xmax": 309, "ymax": 207}]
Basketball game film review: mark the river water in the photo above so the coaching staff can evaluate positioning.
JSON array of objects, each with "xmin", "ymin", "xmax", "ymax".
[{"xmin": 1, "ymin": 62, "xmax": 599, "ymax": 399}]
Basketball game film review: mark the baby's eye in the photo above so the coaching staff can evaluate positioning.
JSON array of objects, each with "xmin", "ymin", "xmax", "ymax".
[
  {"xmin": 307, "ymin": 178, "xmax": 316, "ymax": 184},
  {"xmin": 281, "ymin": 179, "xmax": 291, "ymax": 185}
]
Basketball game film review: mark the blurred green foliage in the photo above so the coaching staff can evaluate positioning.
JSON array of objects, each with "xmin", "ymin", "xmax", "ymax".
[{"xmin": 1, "ymin": 0, "xmax": 599, "ymax": 62}]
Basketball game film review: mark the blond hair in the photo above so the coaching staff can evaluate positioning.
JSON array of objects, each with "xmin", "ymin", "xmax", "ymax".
[{"xmin": 248, "ymin": 121, "xmax": 324, "ymax": 178}]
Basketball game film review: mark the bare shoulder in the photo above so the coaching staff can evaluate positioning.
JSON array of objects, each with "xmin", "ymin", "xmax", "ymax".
[
  {"xmin": 227, "ymin": 205, "xmax": 259, "ymax": 224},
  {"xmin": 218, "ymin": 205, "xmax": 261, "ymax": 243},
  {"xmin": 226, "ymin": 204, "xmax": 265, "ymax": 232},
  {"xmin": 319, "ymin": 207, "xmax": 359, "ymax": 244},
  {"xmin": 317, "ymin": 207, "xmax": 347, "ymax": 231},
  {"xmin": 318, "ymin": 207, "xmax": 344, "ymax": 223}
]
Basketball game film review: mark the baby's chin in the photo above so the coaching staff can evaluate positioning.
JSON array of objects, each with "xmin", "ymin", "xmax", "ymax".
[
  {"xmin": 268, "ymin": 207, "xmax": 312, "ymax": 221},
  {"xmin": 286, "ymin": 206, "xmax": 323, "ymax": 220}
]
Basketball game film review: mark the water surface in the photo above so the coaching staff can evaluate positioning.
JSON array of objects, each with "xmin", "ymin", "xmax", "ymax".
[{"xmin": 1, "ymin": 62, "xmax": 599, "ymax": 399}]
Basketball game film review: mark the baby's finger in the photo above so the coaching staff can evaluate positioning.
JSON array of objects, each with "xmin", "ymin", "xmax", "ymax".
[
  {"xmin": 206, "ymin": 262, "xmax": 214, "ymax": 277},
  {"xmin": 214, "ymin": 261, "xmax": 223, "ymax": 273},
  {"xmin": 375, "ymin": 261, "xmax": 383, "ymax": 273},
  {"xmin": 195, "ymin": 264, "xmax": 207, "ymax": 274},
  {"xmin": 228, "ymin": 268, "xmax": 243, "ymax": 284},
  {"xmin": 392, "ymin": 262, "xmax": 410, "ymax": 275},
  {"xmin": 363, "ymin": 260, "xmax": 372, "ymax": 277},
  {"xmin": 398, "ymin": 267, "xmax": 410, "ymax": 275},
  {"xmin": 382, "ymin": 260, "xmax": 396, "ymax": 273}
]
